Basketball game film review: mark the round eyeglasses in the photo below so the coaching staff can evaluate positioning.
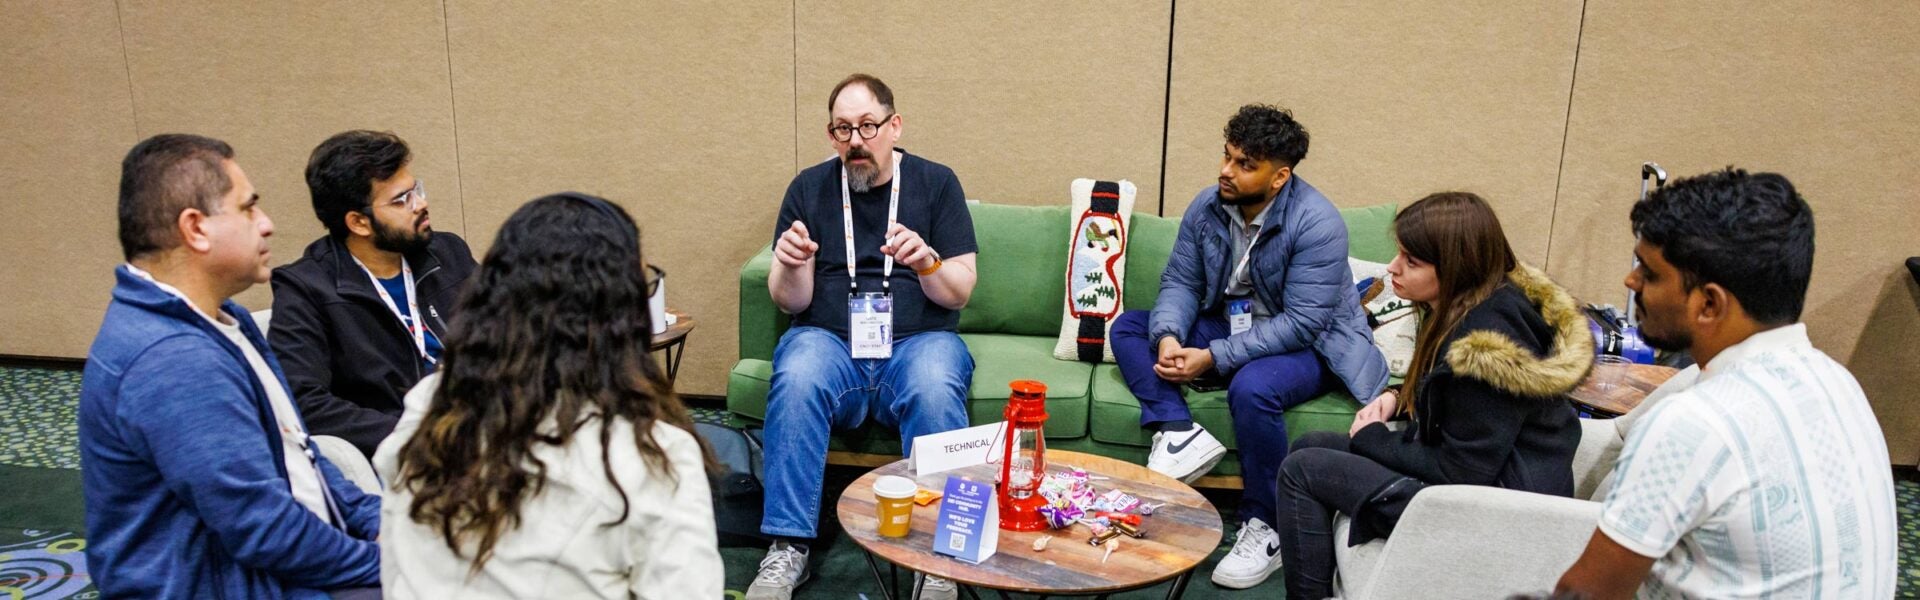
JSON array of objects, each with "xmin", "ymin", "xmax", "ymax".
[{"xmin": 828, "ymin": 115, "xmax": 893, "ymax": 143}]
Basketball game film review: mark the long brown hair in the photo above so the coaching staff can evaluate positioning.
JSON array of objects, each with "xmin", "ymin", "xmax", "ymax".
[
  {"xmin": 393, "ymin": 193, "xmax": 713, "ymax": 573},
  {"xmin": 1393, "ymin": 192, "xmax": 1518, "ymax": 414}
]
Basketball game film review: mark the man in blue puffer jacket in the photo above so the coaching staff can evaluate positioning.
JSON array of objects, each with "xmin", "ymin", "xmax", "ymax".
[
  {"xmin": 1109, "ymin": 104, "xmax": 1389, "ymax": 589},
  {"xmin": 81, "ymin": 134, "xmax": 381, "ymax": 599}
]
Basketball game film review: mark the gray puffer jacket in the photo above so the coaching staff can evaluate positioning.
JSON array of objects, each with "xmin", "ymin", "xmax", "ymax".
[{"xmin": 1148, "ymin": 176, "xmax": 1389, "ymax": 402}]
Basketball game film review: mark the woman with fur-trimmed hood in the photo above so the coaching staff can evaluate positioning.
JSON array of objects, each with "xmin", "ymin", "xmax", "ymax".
[{"xmin": 1273, "ymin": 192, "xmax": 1593, "ymax": 599}]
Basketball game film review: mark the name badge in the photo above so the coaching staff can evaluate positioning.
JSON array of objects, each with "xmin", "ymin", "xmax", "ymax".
[
  {"xmin": 850, "ymin": 292, "xmax": 894, "ymax": 359},
  {"xmin": 1228, "ymin": 298, "xmax": 1253, "ymax": 335}
]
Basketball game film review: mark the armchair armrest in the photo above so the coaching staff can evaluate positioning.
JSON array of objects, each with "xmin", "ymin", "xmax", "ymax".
[
  {"xmin": 1344, "ymin": 485, "xmax": 1600, "ymax": 600},
  {"xmin": 737, "ymin": 244, "xmax": 790, "ymax": 362}
]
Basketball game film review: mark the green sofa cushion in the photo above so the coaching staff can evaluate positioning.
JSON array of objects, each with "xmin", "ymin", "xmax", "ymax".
[
  {"xmin": 724, "ymin": 333, "xmax": 1091, "ymax": 440},
  {"xmin": 958, "ymin": 333, "xmax": 1092, "ymax": 438},
  {"xmin": 958, "ymin": 204, "xmax": 1069, "ymax": 336},
  {"xmin": 1122, "ymin": 212, "xmax": 1178, "ymax": 312},
  {"xmin": 1341, "ymin": 203, "xmax": 1399, "ymax": 264},
  {"xmin": 1087, "ymin": 364, "xmax": 1364, "ymax": 449}
]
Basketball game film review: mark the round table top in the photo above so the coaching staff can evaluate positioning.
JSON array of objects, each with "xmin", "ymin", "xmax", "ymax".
[
  {"xmin": 833, "ymin": 450, "xmax": 1224, "ymax": 595},
  {"xmin": 1568, "ymin": 362, "xmax": 1680, "ymax": 417},
  {"xmin": 648, "ymin": 308, "xmax": 693, "ymax": 350}
]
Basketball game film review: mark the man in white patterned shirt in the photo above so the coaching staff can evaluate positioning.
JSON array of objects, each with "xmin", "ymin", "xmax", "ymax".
[{"xmin": 1556, "ymin": 168, "xmax": 1896, "ymax": 599}]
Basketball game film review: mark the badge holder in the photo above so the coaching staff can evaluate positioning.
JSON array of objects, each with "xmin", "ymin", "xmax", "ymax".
[
  {"xmin": 850, "ymin": 292, "xmax": 894, "ymax": 359},
  {"xmin": 1228, "ymin": 298, "xmax": 1254, "ymax": 336}
]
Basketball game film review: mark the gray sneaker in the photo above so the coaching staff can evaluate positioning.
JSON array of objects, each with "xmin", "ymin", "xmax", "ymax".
[
  {"xmin": 745, "ymin": 541, "xmax": 810, "ymax": 600},
  {"xmin": 917, "ymin": 574, "xmax": 959, "ymax": 600}
]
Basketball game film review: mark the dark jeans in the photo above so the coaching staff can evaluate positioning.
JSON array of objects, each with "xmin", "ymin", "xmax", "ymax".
[
  {"xmin": 1276, "ymin": 431, "xmax": 1424, "ymax": 600},
  {"xmin": 1109, "ymin": 309, "xmax": 1333, "ymax": 522}
]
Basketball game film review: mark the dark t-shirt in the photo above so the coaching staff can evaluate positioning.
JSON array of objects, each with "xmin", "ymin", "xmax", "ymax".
[{"xmin": 774, "ymin": 151, "xmax": 977, "ymax": 339}]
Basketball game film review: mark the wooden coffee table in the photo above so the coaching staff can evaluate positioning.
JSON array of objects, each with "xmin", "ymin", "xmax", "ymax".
[
  {"xmin": 1568, "ymin": 362, "xmax": 1680, "ymax": 417},
  {"xmin": 835, "ymin": 450, "xmax": 1223, "ymax": 599}
]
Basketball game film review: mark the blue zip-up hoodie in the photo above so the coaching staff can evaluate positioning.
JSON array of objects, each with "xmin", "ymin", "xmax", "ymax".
[
  {"xmin": 80, "ymin": 266, "xmax": 381, "ymax": 599},
  {"xmin": 1148, "ymin": 176, "xmax": 1390, "ymax": 402}
]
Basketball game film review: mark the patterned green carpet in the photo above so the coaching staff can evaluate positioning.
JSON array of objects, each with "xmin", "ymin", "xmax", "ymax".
[{"xmin": 3, "ymin": 364, "xmax": 1916, "ymax": 598}]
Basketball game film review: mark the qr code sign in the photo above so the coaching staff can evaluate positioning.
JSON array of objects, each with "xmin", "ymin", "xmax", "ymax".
[{"xmin": 948, "ymin": 532, "xmax": 968, "ymax": 551}]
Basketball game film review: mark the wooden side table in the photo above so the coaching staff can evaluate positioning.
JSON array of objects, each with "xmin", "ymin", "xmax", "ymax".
[
  {"xmin": 835, "ymin": 450, "xmax": 1223, "ymax": 599},
  {"xmin": 648, "ymin": 309, "xmax": 694, "ymax": 384},
  {"xmin": 1568, "ymin": 362, "xmax": 1680, "ymax": 417}
]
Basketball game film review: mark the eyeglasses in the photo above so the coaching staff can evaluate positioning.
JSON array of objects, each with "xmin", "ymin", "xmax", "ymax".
[
  {"xmin": 828, "ymin": 115, "xmax": 893, "ymax": 142},
  {"xmin": 375, "ymin": 181, "xmax": 427, "ymax": 212},
  {"xmin": 647, "ymin": 264, "xmax": 665, "ymax": 298}
]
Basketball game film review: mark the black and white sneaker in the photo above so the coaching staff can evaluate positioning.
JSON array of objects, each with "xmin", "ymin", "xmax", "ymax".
[
  {"xmin": 1210, "ymin": 517, "xmax": 1283, "ymax": 589},
  {"xmin": 1147, "ymin": 424, "xmax": 1226, "ymax": 483}
]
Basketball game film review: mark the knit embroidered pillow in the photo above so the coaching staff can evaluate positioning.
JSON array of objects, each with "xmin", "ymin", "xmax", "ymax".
[{"xmin": 1053, "ymin": 179, "xmax": 1135, "ymax": 362}]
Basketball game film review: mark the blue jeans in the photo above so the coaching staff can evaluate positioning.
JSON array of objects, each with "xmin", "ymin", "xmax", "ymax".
[
  {"xmin": 1109, "ymin": 309, "xmax": 1332, "ymax": 523},
  {"xmin": 760, "ymin": 326, "xmax": 974, "ymax": 539}
]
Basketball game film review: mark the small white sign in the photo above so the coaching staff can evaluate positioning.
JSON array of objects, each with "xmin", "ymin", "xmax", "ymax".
[{"xmin": 910, "ymin": 421, "xmax": 1006, "ymax": 476}]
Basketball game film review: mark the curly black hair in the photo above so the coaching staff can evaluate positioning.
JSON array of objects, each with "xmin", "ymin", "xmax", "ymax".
[
  {"xmin": 1224, "ymin": 104, "xmax": 1309, "ymax": 167},
  {"xmin": 1631, "ymin": 167, "xmax": 1815, "ymax": 325},
  {"xmin": 305, "ymin": 130, "xmax": 410, "ymax": 239},
  {"xmin": 394, "ymin": 192, "xmax": 712, "ymax": 573}
]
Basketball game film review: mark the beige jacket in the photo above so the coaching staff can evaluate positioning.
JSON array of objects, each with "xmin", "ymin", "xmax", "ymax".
[{"xmin": 373, "ymin": 374, "xmax": 722, "ymax": 599}]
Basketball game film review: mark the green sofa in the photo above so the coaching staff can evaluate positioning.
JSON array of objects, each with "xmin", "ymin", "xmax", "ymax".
[{"xmin": 726, "ymin": 201, "xmax": 1399, "ymax": 481}]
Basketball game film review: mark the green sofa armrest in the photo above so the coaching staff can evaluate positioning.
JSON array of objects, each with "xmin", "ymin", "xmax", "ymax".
[{"xmin": 737, "ymin": 244, "xmax": 790, "ymax": 363}]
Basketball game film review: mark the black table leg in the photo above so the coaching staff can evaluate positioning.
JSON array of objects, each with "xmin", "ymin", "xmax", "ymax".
[
  {"xmin": 1163, "ymin": 571, "xmax": 1192, "ymax": 600},
  {"xmin": 862, "ymin": 550, "xmax": 898, "ymax": 600}
]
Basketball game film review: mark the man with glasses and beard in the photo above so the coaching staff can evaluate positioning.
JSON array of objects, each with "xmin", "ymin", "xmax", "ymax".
[
  {"xmin": 1107, "ymin": 104, "xmax": 1388, "ymax": 589},
  {"xmin": 749, "ymin": 73, "xmax": 979, "ymax": 600},
  {"xmin": 269, "ymin": 130, "xmax": 477, "ymax": 458}
]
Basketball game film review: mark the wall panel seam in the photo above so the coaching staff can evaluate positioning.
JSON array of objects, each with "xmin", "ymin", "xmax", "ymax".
[
  {"xmin": 439, "ymin": 0, "xmax": 468, "ymax": 236},
  {"xmin": 1157, "ymin": 0, "xmax": 1176, "ymax": 217},
  {"xmin": 111, "ymin": 0, "xmax": 140, "ymax": 137},
  {"xmin": 1544, "ymin": 0, "xmax": 1589, "ymax": 272}
]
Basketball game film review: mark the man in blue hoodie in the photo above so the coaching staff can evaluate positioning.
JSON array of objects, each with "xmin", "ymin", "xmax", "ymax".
[
  {"xmin": 1109, "ymin": 105, "xmax": 1389, "ymax": 589},
  {"xmin": 80, "ymin": 134, "xmax": 381, "ymax": 598}
]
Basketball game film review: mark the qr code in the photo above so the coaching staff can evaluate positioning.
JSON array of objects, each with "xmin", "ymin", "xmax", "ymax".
[{"xmin": 948, "ymin": 532, "xmax": 968, "ymax": 551}]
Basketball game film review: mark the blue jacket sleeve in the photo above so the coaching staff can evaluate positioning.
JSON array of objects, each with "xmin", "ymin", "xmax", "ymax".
[
  {"xmin": 1148, "ymin": 200, "xmax": 1211, "ymax": 347},
  {"xmin": 1209, "ymin": 209, "xmax": 1350, "ymax": 371},
  {"xmin": 315, "ymin": 454, "xmax": 381, "ymax": 540},
  {"xmin": 119, "ymin": 337, "xmax": 380, "ymax": 588}
]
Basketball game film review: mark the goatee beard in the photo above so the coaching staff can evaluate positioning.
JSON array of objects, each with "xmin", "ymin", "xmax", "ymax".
[{"xmin": 1219, "ymin": 188, "xmax": 1265, "ymax": 206}]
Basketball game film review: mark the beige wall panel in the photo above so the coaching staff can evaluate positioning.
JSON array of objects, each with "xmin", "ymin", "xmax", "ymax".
[
  {"xmin": 446, "ymin": 1, "xmax": 793, "ymax": 396},
  {"xmin": 1165, "ymin": 2, "xmax": 1582, "ymax": 264},
  {"xmin": 794, "ymin": 2, "xmax": 1170, "ymax": 207},
  {"xmin": 0, "ymin": 1, "xmax": 139, "ymax": 357},
  {"xmin": 1551, "ymin": 2, "xmax": 1920, "ymax": 463},
  {"xmin": 118, "ymin": 1, "xmax": 464, "ymax": 314}
]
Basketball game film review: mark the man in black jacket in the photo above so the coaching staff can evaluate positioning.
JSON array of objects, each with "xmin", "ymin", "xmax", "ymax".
[{"xmin": 269, "ymin": 130, "xmax": 476, "ymax": 456}]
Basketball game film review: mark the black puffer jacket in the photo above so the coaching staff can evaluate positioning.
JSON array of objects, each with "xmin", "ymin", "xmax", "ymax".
[{"xmin": 1347, "ymin": 264, "xmax": 1592, "ymax": 541}]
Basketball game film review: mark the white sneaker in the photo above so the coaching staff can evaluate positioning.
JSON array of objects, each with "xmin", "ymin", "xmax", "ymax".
[
  {"xmin": 1147, "ymin": 424, "xmax": 1226, "ymax": 483},
  {"xmin": 745, "ymin": 541, "xmax": 810, "ymax": 600},
  {"xmin": 1210, "ymin": 518, "xmax": 1283, "ymax": 589},
  {"xmin": 917, "ymin": 573, "xmax": 958, "ymax": 600}
]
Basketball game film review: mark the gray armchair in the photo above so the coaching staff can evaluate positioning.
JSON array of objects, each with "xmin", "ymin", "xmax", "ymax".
[{"xmin": 1330, "ymin": 366, "xmax": 1700, "ymax": 599}]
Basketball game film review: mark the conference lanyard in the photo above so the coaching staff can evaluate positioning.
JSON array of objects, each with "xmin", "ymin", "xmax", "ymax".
[
  {"xmin": 1230, "ymin": 224, "xmax": 1262, "ymax": 292},
  {"xmin": 841, "ymin": 150, "xmax": 904, "ymax": 292},
  {"xmin": 352, "ymin": 256, "xmax": 436, "ymax": 366}
]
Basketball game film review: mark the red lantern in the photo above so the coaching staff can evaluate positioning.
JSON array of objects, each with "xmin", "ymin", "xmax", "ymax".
[{"xmin": 998, "ymin": 380, "xmax": 1050, "ymax": 531}]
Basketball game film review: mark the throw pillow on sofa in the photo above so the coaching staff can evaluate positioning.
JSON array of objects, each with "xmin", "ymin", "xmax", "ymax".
[
  {"xmin": 1053, "ymin": 179, "xmax": 1136, "ymax": 363},
  {"xmin": 1351, "ymin": 257, "xmax": 1419, "ymax": 377}
]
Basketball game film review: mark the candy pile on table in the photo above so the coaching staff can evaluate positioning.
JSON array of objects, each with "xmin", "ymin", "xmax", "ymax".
[{"xmin": 1033, "ymin": 468, "xmax": 1166, "ymax": 542}]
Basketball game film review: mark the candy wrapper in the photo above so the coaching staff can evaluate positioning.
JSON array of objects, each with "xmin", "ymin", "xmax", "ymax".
[
  {"xmin": 1036, "ymin": 469, "xmax": 1096, "ymax": 530},
  {"xmin": 1039, "ymin": 502, "xmax": 1083, "ymax": 529},
  {"xmin": 1092, "ymin": 489, "xmax": 1141, "ymax": 513}
]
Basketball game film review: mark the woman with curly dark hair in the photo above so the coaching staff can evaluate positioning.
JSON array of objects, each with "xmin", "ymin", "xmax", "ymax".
[{"xmin": 372, "ymin": 192, "xmax": 720, "ymax": 598}]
